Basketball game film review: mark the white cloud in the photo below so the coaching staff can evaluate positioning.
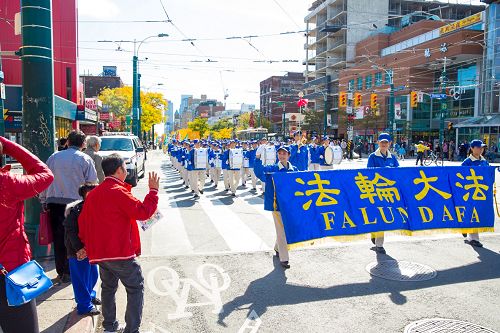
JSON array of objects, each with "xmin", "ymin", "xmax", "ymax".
[{"xmin": 78, "ymin": 0, "xmax": 120, "ymax": 19}]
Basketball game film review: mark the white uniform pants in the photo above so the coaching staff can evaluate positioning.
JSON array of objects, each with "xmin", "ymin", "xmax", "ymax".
[
  {"xmin": 467, "ymin": 233, "xmax": 480, "ymax": 241},
  {"xmin": 372, "ymin": 233, "xmax": 384, "ymax": 247},
  {"xmin": 182, "ymin": 167, "xmax": 189, "ymax": 184},
  {"xmin": 189, "ymin": 170, "xmax": 206, "ymax": 195},
  {"xmin": 210, "ymin": 167, "xmax": 222, "ymax": 185},
  {"xmin": 249, "ymin": 169, "xmax": 257, "ymax": 189},
  {"xmin": 241, "ymin": 168, "xmax": 251, "ymax": 185},
  {"xmin": 309, "ymin": 163, "xmax": 320, "ymax": 171},
  {"xmin": 272, "ymin": 212, "xmax": 289, "ymax": 262},
  {"xmin": 223, "ymin": 170, "xmax": 230, "ymax": 190},
  {"xmin": 227, "ymin": 170, "xmax": 240, "ymax": 194},
  {"xmin": 320, "ymin": 164, "xmax": 332, "ymax": 170}
]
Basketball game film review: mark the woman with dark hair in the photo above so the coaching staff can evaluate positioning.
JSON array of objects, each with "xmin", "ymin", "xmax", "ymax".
[
  {"xmin": 0, "ymin": 137, "xmax": 54, "ymax": 333},
  {"xmin": 63, "ymin": 183, "xmax": 100, "ymax": 316}
]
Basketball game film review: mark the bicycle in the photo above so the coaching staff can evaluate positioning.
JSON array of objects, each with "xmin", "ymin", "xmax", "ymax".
[{"xmin": 423, "ymin": 151, "xmax": 444, "ymax": 166}]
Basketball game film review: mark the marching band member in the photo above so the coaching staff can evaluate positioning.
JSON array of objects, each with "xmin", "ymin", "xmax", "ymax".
[
  {"xmin": 309, "ymin": 136, "xmax": 321, "ymax": 171},
  {"xmin": 209, "ymin": 143, "xmax": 223, "ymax": 189},
  {"xmin": 223, "ymin": 141, "xmax": 242, "ymax": 197},
  {"xmin": 290, "ymin": 131, "xmax": 309, "ymax": 171},
  {"xmin": 318, "ymin": 136, "xmax": 333, "ymax": 170},
  {"xmin": 461, "ymin": 139, "xmax": 489, "ymax": 248},
  {"xmin": 221, "ymin": 141, "xmax": 231, "ymax": 192},
  {"xmin": 241, "ymin": 142, "xmax": 251, "ymax": 187},
  {"xmin": 248, "ymin": 141, "xmax": 258, "ymax": 191},
  {"xmin": 188, "ymin": 140, "xmax": 207, "ymax": 198},
  {"xmin": 367, "ymin": 133, "xmax": 399, "ymax": 254},
  {"xmin": 254, "ymin": 145, "xmax": 298, "ymax": 269},
  {"xmin": 180, "ymin": 141, "xmax": 190, "ymax": 187}
]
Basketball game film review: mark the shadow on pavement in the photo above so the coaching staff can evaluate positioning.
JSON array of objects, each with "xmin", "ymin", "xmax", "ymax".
[{"xmin": 217, "ymin": 247, "xmax": 500, "ymax": 326}]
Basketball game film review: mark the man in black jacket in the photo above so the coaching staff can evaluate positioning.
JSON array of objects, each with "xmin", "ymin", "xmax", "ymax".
[{"xmin": 63, "ymin": 183, "xmax": 101, "ymax": 316}]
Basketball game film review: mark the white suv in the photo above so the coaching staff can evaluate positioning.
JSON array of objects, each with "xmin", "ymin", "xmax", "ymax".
[{"xmin": 98, "ymin": 134, "xmax": 146, "ymax": 186}]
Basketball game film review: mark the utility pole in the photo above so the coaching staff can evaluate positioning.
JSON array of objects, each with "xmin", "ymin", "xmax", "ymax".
[
  {"xmin": 21, "ymin": 0, "xmax": 56, "ymax": 257},
  {"xmin": 439, "ymin": 57, "xmax": 448, "ymax": 152},
  {"xmin": 132, "ymin": 49, "xmax": 139, "ymax": 136},
  {"xmin": 0, "ymin": 44, "xmax": 5, "ymax": 166}
]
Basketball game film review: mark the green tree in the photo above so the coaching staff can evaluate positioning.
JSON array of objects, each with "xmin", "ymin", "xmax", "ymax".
[
  {"xmin": 188, "ymin": 117, "xmax": 210, "ymax": 138},
  {"xmin": 302, "ymin": 109, "xmax": 324, "ymax": 135},
  {"xmin": 211, "ymin": 117, "xmax": 234, "ymax": 131}
]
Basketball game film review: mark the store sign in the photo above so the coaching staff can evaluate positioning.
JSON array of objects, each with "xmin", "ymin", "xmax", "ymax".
[
  {"xmin": 99, "ymin": 112, "xmax": 110, "ymax": 120},
  {"xmin": 447, "ymin": 85, "xmax": 471, "ymax": 101},
  {"xmin": 439, "ymin": 12, "xmax": 482, "ymax": 35},
  {"xmin": 84, "ymin": 98, "xmax": 102, "ymax": 111},
  {"xmin": 76, "ymin": 109, "xmax": 98, "ymax": 122}
]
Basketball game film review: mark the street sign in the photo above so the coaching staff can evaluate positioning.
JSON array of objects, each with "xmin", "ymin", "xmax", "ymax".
[
  {"xmin": 0, "ymin": 83, "xmax": 5, "ymax": 100},
  {"xmin": 431, "ymin": 94, "xmax": 447, "ymax": 99}
]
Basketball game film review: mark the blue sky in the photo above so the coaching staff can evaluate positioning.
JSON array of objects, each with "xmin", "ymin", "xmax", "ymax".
[{"xmin": 77, "ymin": 0, "xmax": 310, "ymax": 111}]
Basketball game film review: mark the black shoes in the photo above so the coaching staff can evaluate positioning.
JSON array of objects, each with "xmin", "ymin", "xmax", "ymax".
[
  {"xmin": 465, "ymin": 239, "xmax": 483, "ymax": 247},
  {"xmin": 371, "ymin": 246, "xmax": 386, "ymax": 254},
  {"xmin": 200, "ymin": 190, "xmax": 204, "ymax": 194},
  {"xmin": 59, "ymin": 273, "xmax": 71, "ymax": 284},
  {"xmin": 280, "ymin": 261, "xmax": 290, "ymax": 269},
  {"xmin": 82, "ymin": 307, "xmax": 101, "ymax": 316},
  {"xmin": 231, "ymin": 193, "xmax": 236, "ymax": 197},
  {"xmin": 371, "ymin": 238, "xmax": 375, "ymax": 245},
  {"xmin": 92, "ymin": 297, "xmax": 102, "ymax": 305},
  {"xmin": 193, "ymin": 194, "xmax": 199, "ymax": 199}
]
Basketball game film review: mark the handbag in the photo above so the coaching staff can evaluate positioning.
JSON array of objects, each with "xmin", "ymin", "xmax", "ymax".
[
  {"xmin": 38, "ymin": 209, "xmax": 53, "ymax": 245},
  {"xmin": 0, "ymin": 261, "xmax": 53, "ymax": 306}
]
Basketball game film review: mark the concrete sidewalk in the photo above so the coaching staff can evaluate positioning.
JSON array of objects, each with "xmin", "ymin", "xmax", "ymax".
[{"xmin": 34, "ymin": 260, "xmax": 96, "ymax": 333}]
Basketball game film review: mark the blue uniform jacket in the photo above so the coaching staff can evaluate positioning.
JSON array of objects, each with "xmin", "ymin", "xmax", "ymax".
[
  {"xmin": 254, "ymin": 158, "xmax": 298, "ymax": 211},
  {"xmin": 461, "ymin": 155, "xmax": 489, "ymax": 167},
  {"xmin": 188, "ymin": 149, "xmax": 206, "ymax": 170},
  {"xmin": 248, "ymin": 149, "xmax": 257, "ymax": 168},
  {"xmin": 367, "ymin": 149, "xmax": 400, "ymax": 168},
  {"xmin": 317, "ymin": 145, "xmax": 331, "ymax": 166},
  {"xmin": 309, "ymin": 144, "xmax": 321, "ymax": 164},
  {"xmin": 209, "ymin": 150, "xmax": 223, "ymax": 168},
  {"xmin": 290, "ymin": 143, "xmax": 309, "ymax": 171}
]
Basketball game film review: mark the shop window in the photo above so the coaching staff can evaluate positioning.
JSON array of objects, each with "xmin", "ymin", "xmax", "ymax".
[
  {"xmin": 66, "ymin": 67, "xmax": 72, "ymax": 101},
  {"xmin": 384, "ymin": 70, "xmax": 393, "ymax": 84},
  {"xmin": 375, "ymin": 72, "xmax": 382, "ymax": 86},
  {"xmin": 348, "ymin": 79, "xmax": 354, "ymax": 91}
]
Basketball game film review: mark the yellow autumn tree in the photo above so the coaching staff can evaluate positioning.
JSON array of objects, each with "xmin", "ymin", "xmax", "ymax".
[
  {"xmin": 177, "ymin": 128, "xmax": 199, "ymax": 140},
  {"xmin": 99, "ymin": 86, "xmax": 167, "ymax": 132},
  {"xmin": 211, "ymin": 127, "xmax": 233, "ymax": 139}
]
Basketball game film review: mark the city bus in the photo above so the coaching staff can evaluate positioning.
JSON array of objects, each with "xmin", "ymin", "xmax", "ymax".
[{"xmin": 236, "ymin": 127, "xmax": 268, "ymax": 141}]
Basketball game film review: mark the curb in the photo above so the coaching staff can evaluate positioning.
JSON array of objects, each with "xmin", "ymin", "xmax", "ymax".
[{"xmin": 63, "ymin": 310, "xmax": 96, "ymax": 333}]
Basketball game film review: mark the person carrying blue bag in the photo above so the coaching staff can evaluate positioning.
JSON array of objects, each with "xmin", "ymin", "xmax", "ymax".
[{"xmin": 0, "ymin": 136, "xmax": 54, "ymax": 333}]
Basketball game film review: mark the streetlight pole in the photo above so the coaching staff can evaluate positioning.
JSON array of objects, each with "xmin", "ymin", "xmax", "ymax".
[
  {"xmin": 132, "ymin": 34, "xmax": 168, "ymax": 137},
  {"xmin": 0, "ymin": 45, "xmax": 5, "ymax": 166}
]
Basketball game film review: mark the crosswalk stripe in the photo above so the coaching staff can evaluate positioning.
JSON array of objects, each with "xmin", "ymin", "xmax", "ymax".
[
  {"xmin": 149, "ymin": 192, "xmax": 195, "ymax": 256},
  {"xmin": 197, "ymin": 195, "xmax": 273, "ymax": 252}
]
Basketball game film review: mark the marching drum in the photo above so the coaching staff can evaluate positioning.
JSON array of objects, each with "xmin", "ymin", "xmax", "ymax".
[
  {"xmin": 332, "ymin": 146, "xmax": 343, "ymax": 164},
  {"xmin": 194, "ymin": 148, "xmax": 208, "ymax": 169},
  {"xmin": 229, "ymin": 148, "xmax": 243, "ymax": 169},
  {"xmin": 324, "ymin": 146, "xmax": 334, "ymax": 165},
  {"xmin": 263, "ymin": 145, "xmax": 276, "ymax": 166},
  {"xmin": 243, "ymin": 157, "xmax": 250, "ymax": 168}
]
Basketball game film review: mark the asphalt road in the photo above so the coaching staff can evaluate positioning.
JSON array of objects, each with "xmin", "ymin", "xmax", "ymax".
[{"xmin": 96, "ymin": 150, "xmax": 500, "ymax": 333}]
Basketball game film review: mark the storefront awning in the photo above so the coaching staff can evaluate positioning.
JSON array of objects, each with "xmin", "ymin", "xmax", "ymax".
[{"xmin": 454, "ymin": 115, "xmax": 500, "ymax": 128}]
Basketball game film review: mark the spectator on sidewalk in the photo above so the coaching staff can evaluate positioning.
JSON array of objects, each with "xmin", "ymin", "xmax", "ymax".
[
  {"xmin": 0, "ymin": 136, "xmax": 54, "ymax": 333},
  {"xmin": 84, "ymin": 136, "xmax": 105, "ymax": 183},
  {"xmin": 78, "ymin": 154, "xmax": 159, "ymax": 333},
  {"xmin": 63, "ymin": 183, "xmax": 100, "ymax": 317},
  {"xmin": 40, "ymin": 130, "xmax": 98, "ymax": 284}
]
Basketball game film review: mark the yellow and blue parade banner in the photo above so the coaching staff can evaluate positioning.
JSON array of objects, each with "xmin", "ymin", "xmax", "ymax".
[{"xmin": 271, "ymin": 166, "xmax": 496, "ymax": 248}]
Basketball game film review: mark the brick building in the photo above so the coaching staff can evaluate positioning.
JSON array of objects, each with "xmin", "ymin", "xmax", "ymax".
[{"xmin": 338, "ymin": 16, "xmax": 484, "ymax": 143}]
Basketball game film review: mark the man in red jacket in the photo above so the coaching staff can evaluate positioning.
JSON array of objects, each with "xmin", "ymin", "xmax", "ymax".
[
  {"xmin": 78, "ymin": 153, "xmax": 159, "ymax": 333},
  {"xmin": 0, "ymin": 137, "xmax": 54, "ymax": 333}
]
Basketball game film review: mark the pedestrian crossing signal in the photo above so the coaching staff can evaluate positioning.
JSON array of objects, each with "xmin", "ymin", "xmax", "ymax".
[
  {"xmin": 447, "ymin": 122, "xmax": 453, "ymax": 131},
  {"xmin": 354, "ymin": 93, "xmax": 362, "ymax": 107},
  {"xmin": 3, "ymin": 108, "xmax": 8, "ymax": 120},
  {"xmin": 339, "ymin": 92, "xmax": 347, "ymax": 107},
  {"xmin": 410, "ymin": 91, "xmax": 418, "ymax": 108},
  {"xmin": 370, "ymin": 94, "xmax": 378, "ymax": 109}
]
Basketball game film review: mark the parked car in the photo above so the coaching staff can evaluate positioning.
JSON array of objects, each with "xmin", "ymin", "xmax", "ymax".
[{"xmin": 98, "ymin": 134, "xmax": 146, "ymax": 186}]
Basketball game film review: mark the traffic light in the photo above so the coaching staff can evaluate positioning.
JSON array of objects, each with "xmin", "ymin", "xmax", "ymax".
[
  {"xmin": 354, "ymin": 93, "xmax": 362, "ymax": 107},
  {"xmin": 447, "ymin": 122, "xmax": 453, "ymax": 131},
  {"xmin": 410, "ymin": 91, "xmax": 418, "ymax": 108},
  {"xmin": 370, "ymin": 93, "xmax": 378, "ymax": 109},
  {"xmin": 339, "ymin": 92, "xmax": 347, "ymax": 107}
]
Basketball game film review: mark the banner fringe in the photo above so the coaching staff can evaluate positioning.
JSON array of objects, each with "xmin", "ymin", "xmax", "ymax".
[{"xmin": 286, "ymin": 227, "xmax": 495, "ymax": 251}]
